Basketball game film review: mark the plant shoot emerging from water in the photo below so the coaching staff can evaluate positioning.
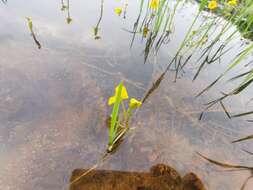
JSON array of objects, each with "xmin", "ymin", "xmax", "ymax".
[
  {"xmin": 107, "ymin": 81, "xmax": 142, "ymax": 153},
  {"xmin": 25, "ymin": 17, "xmax": 41, "ymax": 49}
]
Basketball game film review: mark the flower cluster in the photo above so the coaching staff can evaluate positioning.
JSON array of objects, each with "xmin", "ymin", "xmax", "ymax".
[
  {"xmin": 108, "ymin": 83, "xmax": 142, "ymax": 109},
  {"xmin": 208, "ymin": 0, "xmax": 238, "ymax": 11}
]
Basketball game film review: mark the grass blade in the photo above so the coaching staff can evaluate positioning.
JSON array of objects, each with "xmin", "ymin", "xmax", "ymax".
[
  {"xmin": 232, "ymin": 135, "xmax": 253, "ymax": 143},
  {"xmin": 197, "ymin": 152, "xmax": 253, "ymax": 170},
  {"xmin": 109, "ymin": 81, "xmax": 123, "ymax": 145}
]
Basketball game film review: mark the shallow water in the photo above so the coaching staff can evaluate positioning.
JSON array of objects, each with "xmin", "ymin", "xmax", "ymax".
[{"xmin": 1, "ymin": 1, "xmax": 253, "ymax": 190}]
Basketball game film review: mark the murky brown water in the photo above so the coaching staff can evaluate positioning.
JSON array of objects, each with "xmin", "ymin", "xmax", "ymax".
[{"xmin": 1, "ymin": 1, "xmax": 253, "ymax": 190}]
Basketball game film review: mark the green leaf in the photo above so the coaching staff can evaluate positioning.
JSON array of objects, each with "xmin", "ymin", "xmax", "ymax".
[
  {"xmin": 199, "ymin": 0, "xmax": 208, "ymax": 11},
  {"xmin": 109, "ymin": 81, "xmax": 123, "ymax": 145},
  {"xmin": 25, "ymin": 17, "xmax": 33, "ymax": 31}
]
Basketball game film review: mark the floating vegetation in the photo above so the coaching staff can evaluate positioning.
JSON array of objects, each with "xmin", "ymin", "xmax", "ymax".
[{"xmin": 25, "ymin": 17, "xmax": 41, "ymax": 49}]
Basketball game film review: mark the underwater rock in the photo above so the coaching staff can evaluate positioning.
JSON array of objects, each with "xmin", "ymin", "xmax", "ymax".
[{"xmin": 69, "ymin": 163, "xmax": 205, "ymax": 190}]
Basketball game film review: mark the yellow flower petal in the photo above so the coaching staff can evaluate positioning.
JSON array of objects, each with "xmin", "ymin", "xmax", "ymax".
[
  {"xmin": 115, "ymin": 84, "xmax": 128, "ymax": 100},
  {"xmin": 228, "ymin": 0, "xmax": 237, "ymax": 6},
  {"xmin": 114, "ymin": 7, "xmax": 122, "ymax": 16},
  {"xmin": 108, "ymin": 96, "xmax": 116, "ymax": 105},
  {"xmin": 150, "ymin": 0, "xmax": 159, "ymax": 10},
  {"xmin": 208, "ymin": 1, "xmax": 217, "ymax": 10},
  {"xmin": 129, "ymin": 98, "xmax": 142, "ymax": 109},
  {"xmin": 108, "ymin": 83, "xmax": 128, "ymax": 106}
]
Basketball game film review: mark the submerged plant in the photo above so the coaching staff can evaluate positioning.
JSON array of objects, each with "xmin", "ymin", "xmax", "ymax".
[{"xmin": 107, "ymin": 81, "xmax": 142, "ymax": 153}]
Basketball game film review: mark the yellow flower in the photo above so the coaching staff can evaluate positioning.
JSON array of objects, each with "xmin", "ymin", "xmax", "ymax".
[
  {"xmin": 150, "ymin": 0, "xmax": 159, "ymax": 10},
  {"xmin": 108, "ymin": 84, "xmax": 129, "ymax": 105},
  {"xmin": 108, "ymin": 96, "xmax": 116, "ymax": 105},
  {"xmin": 143, "ymin": 26, "xmax": 149, "ymax": 38},
  {"xmin": 208, "ymin": 0, "xmax": 218, "ymax": 10},
  {"xmin": 129, "ymin": 98, "xmax": 142, "ymax": 109},
  {"xmin": 228, "ymin": 0, "xmax": 237, "ymax": 6},
  {"xmin": 114, "ymin": 7, "xmax": 122, "ymax": 16}
]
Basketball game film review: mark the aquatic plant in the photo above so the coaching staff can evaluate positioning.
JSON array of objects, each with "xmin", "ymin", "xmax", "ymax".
[
  {"xmin": 122, "ymin": 0, "xmax": 253, "ymax": 119},
  {"xmin": 25, "ymin": 17, "xmax": 41, "ymax": 49},
  {"xmin": 60, "ymin": 0, "xmax": 73, "ymax": 24},
  {"xmin": 66, "ymin": 0, "xmax": 73, "ymax": 24},
  {"xmin": 107, "ymin": 81, "xmax": 141, "ymax": 152},
  {"xmin": 93, "ymin": 0, "xmax": 104, "ymax": 39},
  {"xmin": 198, "ymin": 152, "xmax": 253, "ymax": 190}
]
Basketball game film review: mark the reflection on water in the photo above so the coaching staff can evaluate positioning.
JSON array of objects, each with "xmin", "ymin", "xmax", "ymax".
[{"xmin": 0, "ymin": 1, "xmax": 253, "ymax": 190}]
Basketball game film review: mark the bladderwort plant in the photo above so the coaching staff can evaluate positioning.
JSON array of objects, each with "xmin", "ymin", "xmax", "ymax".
[
  {"xmin": 107, "ymin": 81, "xmax": 142, "ymax": 153},
  {"xmin": 68, "ymin": 81, "xmax": 142, "ymax": 187}
]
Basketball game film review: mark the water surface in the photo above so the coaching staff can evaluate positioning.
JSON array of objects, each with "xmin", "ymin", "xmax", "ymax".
[{"xmin": 0, "ymin": 1, "xmax": 253, "ymax": 190}]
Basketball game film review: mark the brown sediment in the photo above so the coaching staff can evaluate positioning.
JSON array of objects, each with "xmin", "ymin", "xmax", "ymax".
[{"xmin": 69, "ymin": 164, "xmax": 205, "ymax": 190}]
